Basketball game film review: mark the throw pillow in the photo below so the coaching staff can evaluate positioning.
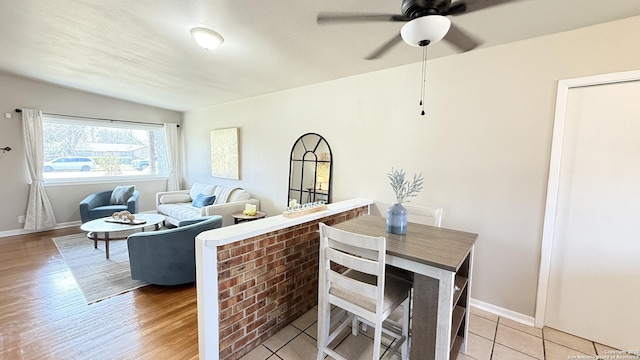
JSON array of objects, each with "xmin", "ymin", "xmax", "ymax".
[
  {"xmin": 160, "ymin": 193, "xmax": 192, "ymax": 204},
  {"xmin": 192, "ymin": 193, "xmax": 216, "ymax": 208},
  {"xmin": 110, "ymin": 185, "xmax": 135, "ymax": 205}
]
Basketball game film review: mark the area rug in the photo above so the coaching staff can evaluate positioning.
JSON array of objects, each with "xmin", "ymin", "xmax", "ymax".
[{"xmin": 52, "ymin": 233, "xmax": 149, "ymax": 304}]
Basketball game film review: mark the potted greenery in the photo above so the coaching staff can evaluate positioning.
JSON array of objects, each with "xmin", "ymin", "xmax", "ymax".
[{"xmin": 386, "ymin": 168, "xmax": 424, "ymax": 234}]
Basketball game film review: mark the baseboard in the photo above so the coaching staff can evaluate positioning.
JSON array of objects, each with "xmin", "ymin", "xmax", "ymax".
[
  {"xmin": 470, "ymin": 297, "xmax": 536, "ymax": 327},
  {"xmin": 0, "ymin": 228, "xmax": 36, "ymax": 239},
  {"xmin": 0, "ymin": 211, "xmax": 160, "ymax": 240},
  {"xmin": 0, "ymin": 221, "xmax": 81, "ymax": 240}
]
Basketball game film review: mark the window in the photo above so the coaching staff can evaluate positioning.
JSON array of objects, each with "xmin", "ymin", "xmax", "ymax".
[{"xmin": 42, "ymin": 115, "xmax": 168, "ymax": 181}]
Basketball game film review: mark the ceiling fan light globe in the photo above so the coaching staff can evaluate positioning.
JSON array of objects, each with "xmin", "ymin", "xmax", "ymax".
[
  {"xmin": 400, "ymin": 15, "xmax": 451, "ymax": 47},
  {"xmin": 191, "ymin": 27, "xmax": 224, "ymax": 50}
]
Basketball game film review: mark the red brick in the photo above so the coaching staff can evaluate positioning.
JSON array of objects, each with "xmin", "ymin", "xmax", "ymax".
[
  {"xmin": 244, "ymin": 265, "xmax": 266, "ymax": 280},
  {"xmin": 245, "ymin": 282, "xmax": 266, "ymax": 298},
  {"xmin": 219, "ymin": 324, "xmax": 234, "ymax": 340},
  {"xmin": 230, "ymin": 262, "xmax": 255, "ymax": 277},
  {"xmin": 220, "ymin": 327, "xmax": 244, "ymax": 353},
  {"xmin": 256, "ymin": 286, "xmax": 276, "ymax": 302},
  {"xmin": 266, "ymin": 274, "xmax": 284, "ymax": 288},
  {"xmin": 266, "ymin": 242, "xmax": 284, "ymax": 253},
  {"xmin": 218, "ymin": 275, "xmax": 243, "ymax": 292},
  {"xmin": 218, "ymin": 256, "xmax": 245, "ymax": 272},
  {"xmin": 230, "ymin": 243, "xmax": 255, "ymax": 257},
  {"xmin": 245, "ymin": 298, "xmax": 266, "ymax": 316},
  {"xmin": 266, "ymin": 258, "xmax": 285, "ymax": 271},
  {"xmin": 243, "ymin": 248, "xmax": 265, "ymax": 262},
  {"xmin": 218, "ymin": 289, "xmax": 230, "ymax": 301},
  {"xmin": 219, "ymin": 311, "xmax": 245, "ymax": 329},
  {"xmin": 230, "ymin": 278, "xmax": 256, "ymax": 296},
  {"xmin": 232, "ymin": 296, "xmax": 256, "ymax": 314},
  {"xmin": 231, "ymin": 312, "xmax": 255, "ymax": 333},
  {"xmin": 219, "ymin": 345, "xmax": 232, "ymax": 360},
  {"xmin": 218, "ymin": 243, "xmax": 232, "ymax": 251},
  {"xmin": 257, "ymin": 301, "xmax": 277, "ymax": 318},
  {"xmin": 219, "ymin": 293, "xmax": 244, "ymax": 312},
  {"xmin": 218, "ymin": 249, "xmax": 231, "ymax": 261},
  {"xmin": 257, "ymin": 236, "xmax": 276, "ymax": 248},
  {"xmin": 219, "ymin": 307, "xmax": 233, "ymax": 321},
  {"xmin": 233, "ymin": 329, "xmax": 257, "ymax": 350},
  {"xmin": 245, "ymin": 315, "xmax": 267, "ymax": 335},
  {"xmin": 256, "ymin": 270, "xmax": 276, "ymax": 284}
]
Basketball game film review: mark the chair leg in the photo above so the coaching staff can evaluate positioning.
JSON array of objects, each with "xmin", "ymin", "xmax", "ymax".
[
  {"xmin": 401, "ymin": 295, "xmax": 411, "ymax": 360},
  {"xmin": 317, "ymin": 301, "xmax": 331, "ymax": 360},
  {"xmin": 351, "ymin": 317, "xmax": 368, "ymax": 336},
  {"xmin": 372, "ymin": 324, "xmax": 382, "ymax": 360},
  {"xmin": 352, "ymin": 316, "xmax": 359, "ymax": 336}
]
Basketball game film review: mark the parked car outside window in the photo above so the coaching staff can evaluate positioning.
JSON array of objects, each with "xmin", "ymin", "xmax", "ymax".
[
  {"xmin": 133, "ymin": 159, "xmax": 150, "ymax": 171},
  {"xmin": 43, "ymin": 157, "xmax": 96, "ymax": 172}
]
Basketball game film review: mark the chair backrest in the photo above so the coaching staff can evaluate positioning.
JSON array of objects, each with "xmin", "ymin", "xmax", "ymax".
[
  {"xmin": 404, "ymin": 205, "xmax": 443, "ymax": 227},
  {"xmin": 127, "ymin": 215, "xmax": 223, "ymax": 285},
  {"xmin": 318, "ymin": 223, "xmax": 387, "ymax": 322}
]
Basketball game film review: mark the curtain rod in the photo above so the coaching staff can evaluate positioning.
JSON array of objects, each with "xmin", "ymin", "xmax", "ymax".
[{"xmin": 14, "ymin": 109, "xmax": 179, "ymax": 127}]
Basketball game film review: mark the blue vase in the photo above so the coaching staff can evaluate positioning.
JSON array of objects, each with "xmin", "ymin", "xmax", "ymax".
[{"xmin": 386, "ymin": 203, "xmax": 407, "ymax": 235}]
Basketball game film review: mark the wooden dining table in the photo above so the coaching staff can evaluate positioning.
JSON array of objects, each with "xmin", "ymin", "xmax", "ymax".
[{"xmin": 333, "ymin": 215, "xmax": 478, "ymax": 360}]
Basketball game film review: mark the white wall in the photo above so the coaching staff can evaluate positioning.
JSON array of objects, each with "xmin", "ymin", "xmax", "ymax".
[
  {"xmin": 181, "ymin": 16, "xmax": 640, "ymax": 317},
  {"xmin": 0, "ymin": 72, "xmax": 181, "ymax": 233}
]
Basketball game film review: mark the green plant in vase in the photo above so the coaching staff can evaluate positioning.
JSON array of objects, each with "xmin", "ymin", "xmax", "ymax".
[{"xmin": 386, "ymin": 168, "xmax": 424, "ymax": 234}]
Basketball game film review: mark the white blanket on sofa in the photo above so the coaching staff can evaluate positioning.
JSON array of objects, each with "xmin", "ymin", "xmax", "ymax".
[{"xmin": 214, "ymin": 186, "xmax": 242, "ymax": 204}]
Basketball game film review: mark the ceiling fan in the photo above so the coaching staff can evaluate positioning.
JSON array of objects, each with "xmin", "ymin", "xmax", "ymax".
[{"xmin": 317, "ymin": 0, "xmax": 514, "ymax": 60}]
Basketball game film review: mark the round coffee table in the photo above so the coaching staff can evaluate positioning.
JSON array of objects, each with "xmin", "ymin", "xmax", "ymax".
[
  {"xmin": 80, "ymin": 214, "xmax": 165, "ymax": 259},
  {"xmin": 231, "ymin": 211, "xmax": 267, "ymax": 224}
]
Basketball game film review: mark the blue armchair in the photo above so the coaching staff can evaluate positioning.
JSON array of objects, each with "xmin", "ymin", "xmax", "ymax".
[
  {"xmin": 127, "ymin": 216, "xmax": 223, "ymax": 285},
  {"xmin": 79, "ymin": 189, "xmax": 139, "ymax": 223}
]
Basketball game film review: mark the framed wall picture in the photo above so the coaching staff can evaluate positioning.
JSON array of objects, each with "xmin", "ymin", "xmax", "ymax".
[{"xmin": 210, "ymin": 127, "xmax": 239, "ymax": 179}]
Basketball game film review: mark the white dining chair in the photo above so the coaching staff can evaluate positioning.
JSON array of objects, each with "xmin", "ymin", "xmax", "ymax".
[
  {"xmin": 358, "ymin": 205, "xmax": 444, "ymax": 338},
  {"xmin": 404, "ymin": 204, "xmax": 443, "ymax": 227},
  {"xmin": 317, "ymin": 223, "xmax": 412, "ymax": 360}
]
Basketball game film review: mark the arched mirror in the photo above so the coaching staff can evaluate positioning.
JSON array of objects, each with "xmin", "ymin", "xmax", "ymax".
[{"xmin": 288, "ymin": 133, "xmax": 333, "ymax": 206}]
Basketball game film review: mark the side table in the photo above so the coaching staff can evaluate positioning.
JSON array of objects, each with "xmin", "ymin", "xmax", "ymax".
[{"xmin": 231, "ymin": 211, "xmax": 267, "ymax": 224}]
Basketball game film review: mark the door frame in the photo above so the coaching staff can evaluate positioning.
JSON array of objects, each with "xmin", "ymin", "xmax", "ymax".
[{"xmin": 534, "ymin": 69, "xmax": 640, "ymax": 328}]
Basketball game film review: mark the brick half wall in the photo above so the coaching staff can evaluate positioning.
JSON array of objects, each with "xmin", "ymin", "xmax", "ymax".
[{"xmin": 216, "ymin": 206, "xmax": 368, "ymax": 360}]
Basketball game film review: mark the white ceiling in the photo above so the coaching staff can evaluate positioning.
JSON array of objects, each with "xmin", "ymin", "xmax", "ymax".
[{"xmin": 1, "ymin": 0, "xmax": 639, "ymax": 112}]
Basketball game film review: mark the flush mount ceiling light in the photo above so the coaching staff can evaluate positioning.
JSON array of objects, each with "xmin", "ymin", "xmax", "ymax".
[
  {"xmin": 400, "ymin": 15, "xmax": 451, "ymax": 47},
  {"xmin": 191, "ymin": 27, "xmax": 224, "ymax": 50}
]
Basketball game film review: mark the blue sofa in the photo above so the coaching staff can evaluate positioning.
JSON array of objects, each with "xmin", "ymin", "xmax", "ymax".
[
  {"xmin": 127, "ymin": 215, "xmax": 223, "ymax": 285},
  {"xmin": 79, "ymin": 189, "xmax": 139, "ymax": 223}
]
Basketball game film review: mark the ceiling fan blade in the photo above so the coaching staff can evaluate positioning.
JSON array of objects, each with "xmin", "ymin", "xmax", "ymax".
[
  {"xmin": 444, "ymin": 2, "xmax": 467, "ymax": 15},
  {"xmin": 443, "ymin": 23, "xmax": 481, "ymax": 52},
  {"xmin": 364, "ymin": 33, "xmax": 403, "ymax": 60},
  {"xmin": 450, "ymin": 0, "xmax": 516, "ymax": 15},
  {"xmin": 317, "ymin": 13, "xmax": 409, "ymax": 24}
]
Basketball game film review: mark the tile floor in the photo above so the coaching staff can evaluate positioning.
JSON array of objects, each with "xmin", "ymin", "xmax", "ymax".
[{"xmin": 240, "ymin": 306, "xmax": 640, "ymax": 360}]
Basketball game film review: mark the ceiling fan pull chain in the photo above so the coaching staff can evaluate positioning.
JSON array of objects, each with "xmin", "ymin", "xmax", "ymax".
[
  {"xmin": 419, "ymin": 45, "xmax": 425, "ymax": 107},
  {"xmin": 420, "ymin": 46, "xmax": 427, "ymax": 116}
]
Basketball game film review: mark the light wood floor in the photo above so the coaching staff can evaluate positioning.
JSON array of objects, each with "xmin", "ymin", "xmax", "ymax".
[{"xmin": 0, "ymin": 227, "xmax": 199, "ymax": 360}]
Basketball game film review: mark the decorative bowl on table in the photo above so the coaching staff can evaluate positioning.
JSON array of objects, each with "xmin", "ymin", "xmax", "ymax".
[{"xmin": 105, "ymin": 211, "xmax": 145, "ymax": 224}]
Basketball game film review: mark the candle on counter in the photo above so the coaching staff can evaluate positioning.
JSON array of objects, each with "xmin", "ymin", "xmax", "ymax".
[{"xmin": 244, "ymin": 203, "xmax": 257, "ymax": 215}]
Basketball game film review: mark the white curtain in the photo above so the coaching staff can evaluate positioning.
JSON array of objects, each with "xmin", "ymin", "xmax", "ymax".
[
  {"xmin": 21, "ymin": 109, "xmax": 57, "ymax": 230},
  {"xmin": 164, "ymin": 123, "xmax": 181, "ymax": 191}
]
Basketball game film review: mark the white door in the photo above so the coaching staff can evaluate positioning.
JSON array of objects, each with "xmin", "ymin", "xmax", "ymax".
[{"xmin": 544, "ymin": 79, "xmax": 640, "ymax": 350}]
